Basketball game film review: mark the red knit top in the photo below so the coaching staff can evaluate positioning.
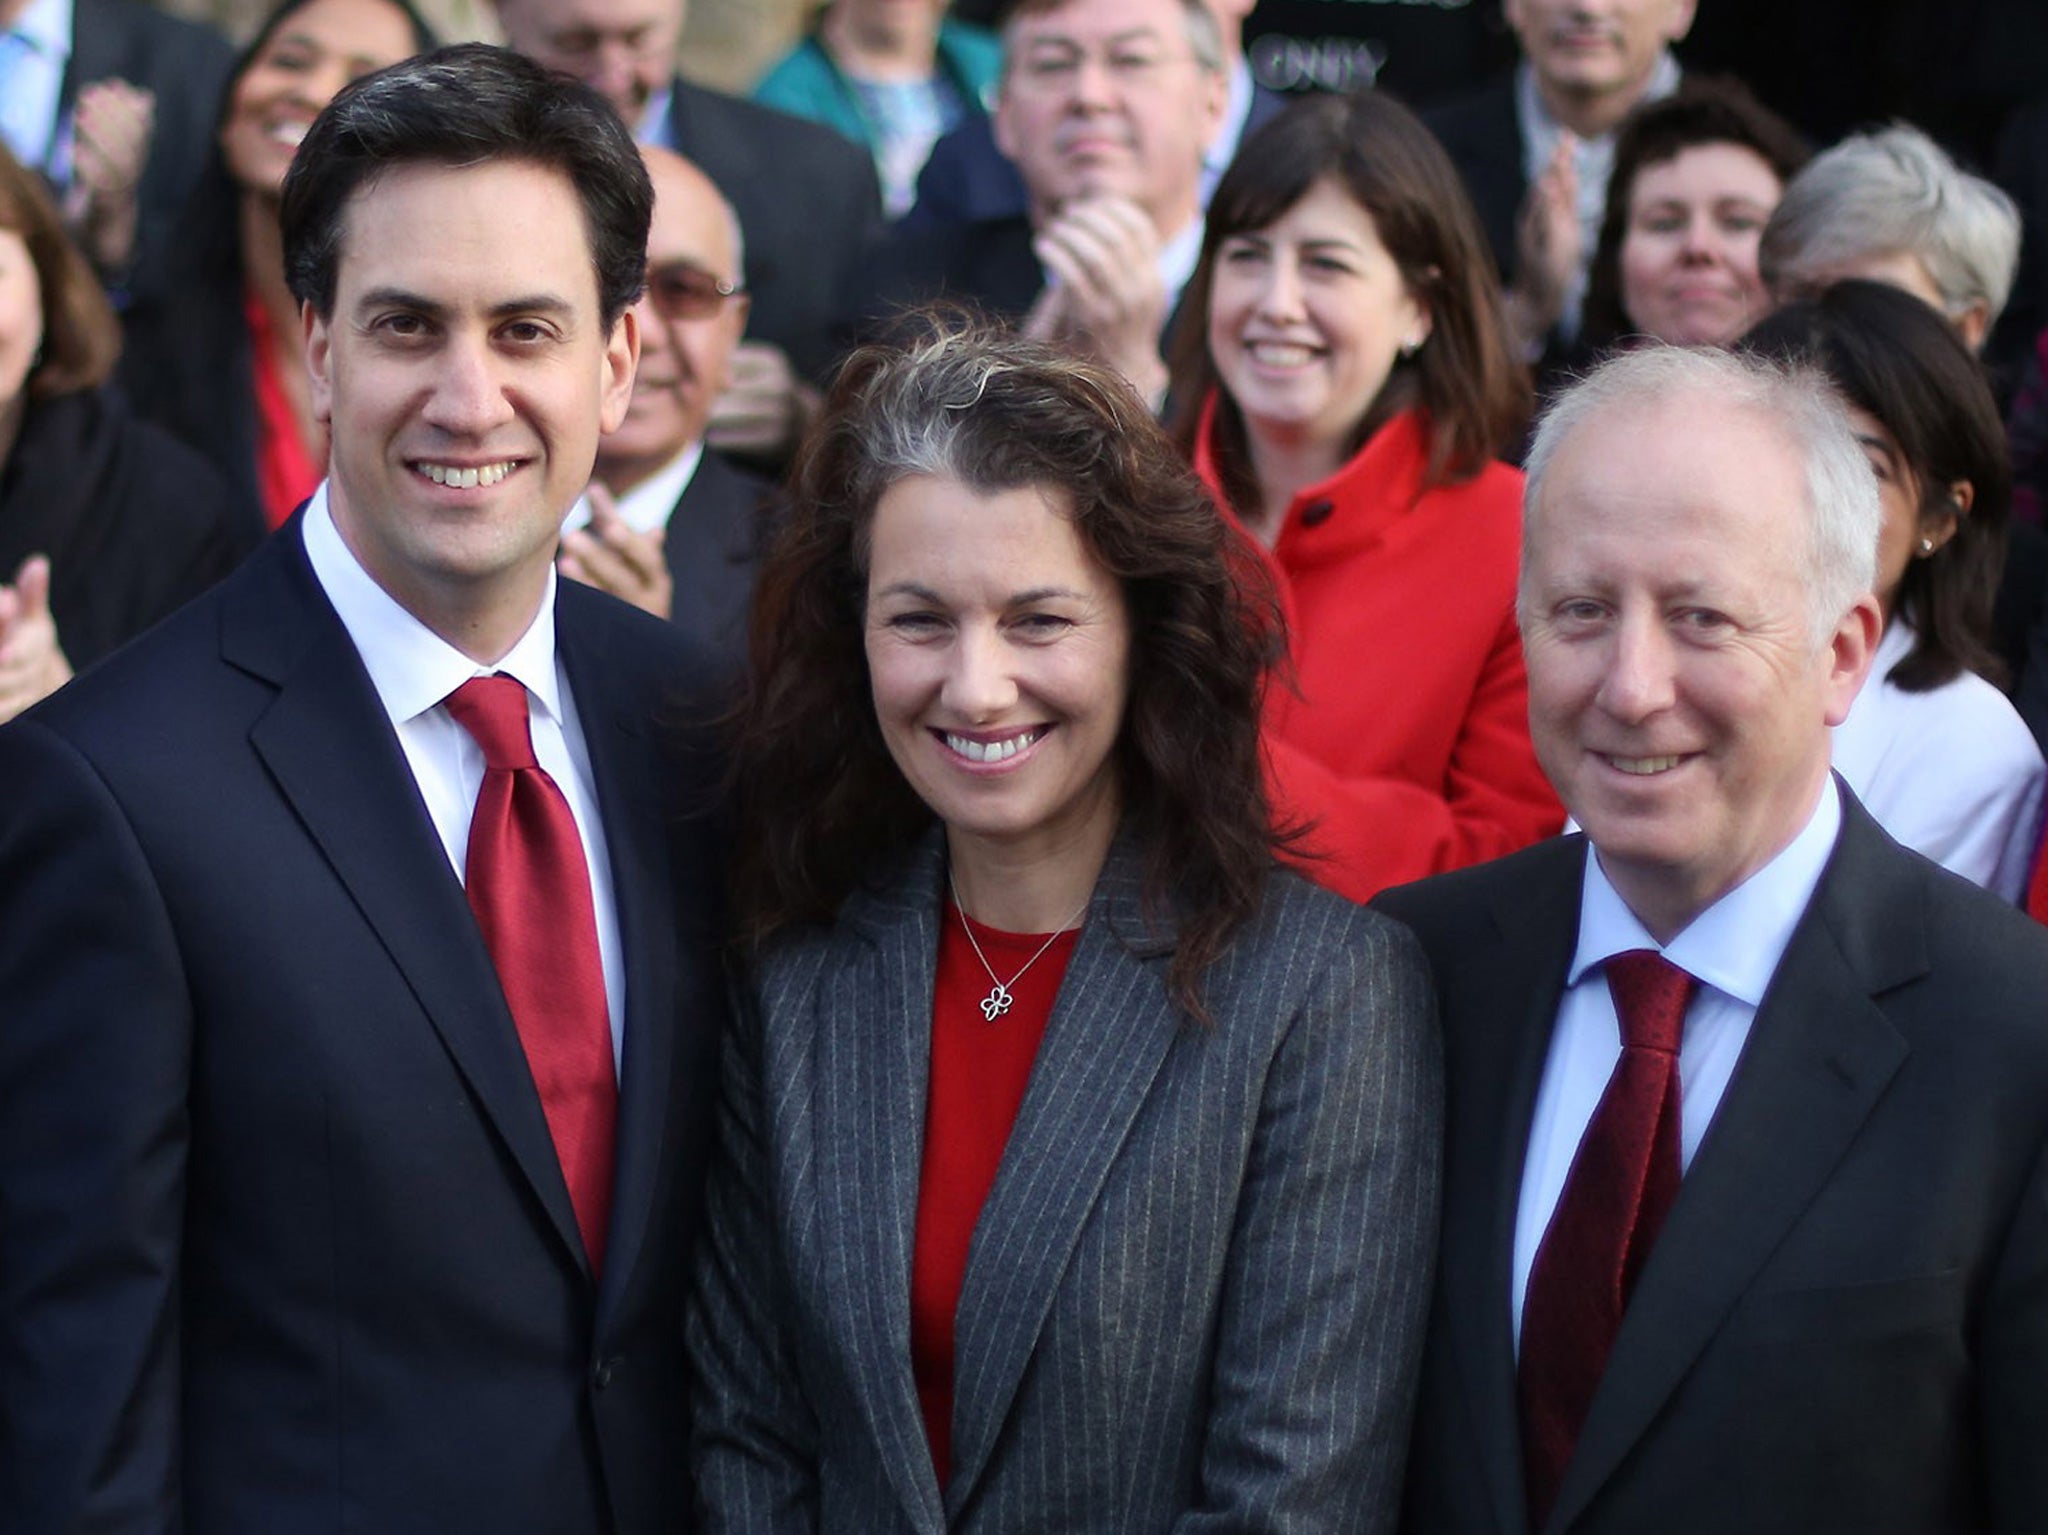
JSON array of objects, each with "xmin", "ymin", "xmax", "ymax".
[{"xmin": 910, "ymin": 902, "xmax": 1079, "ymax": 1486}]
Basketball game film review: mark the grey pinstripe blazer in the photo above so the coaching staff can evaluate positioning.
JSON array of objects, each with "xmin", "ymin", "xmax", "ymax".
[{"xmin": 688, "ymin": 835, "xmax": 1443, "ymax": 1533}]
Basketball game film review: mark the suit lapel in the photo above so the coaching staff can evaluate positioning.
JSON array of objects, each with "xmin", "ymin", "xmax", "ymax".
[
  {"xmin": 556, "ymin": 605, "xmax": 677, "ymax": 1319},
  {"xmin": 1547, "ymin": 803, "xmax": 1920, "ymax": 1532},
  {"xmin": 816, "ymin": 843, "xmax": 948, "ymax": 1534},
  {"xmin": 1450, "ymin": 842, "xmax": 1585, "ymax": 1535},
  {"xmin": 945, "ymin": 843, "xmax": 1181, "ymax": 1511},
  {"xmin": 232, "ymin": 532, "xmax": 590, "ymax": 1277}
]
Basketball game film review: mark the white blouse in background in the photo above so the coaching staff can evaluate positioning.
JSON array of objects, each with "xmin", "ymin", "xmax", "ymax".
[{"xmin": 1831, "ymin": 617, "xmax": 2047, "ymax": 902}]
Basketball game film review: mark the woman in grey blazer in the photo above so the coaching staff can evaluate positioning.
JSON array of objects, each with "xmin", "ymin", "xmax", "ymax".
[{"xmin": 690, "ymin": 317, "xmax": 1442, "ymax": 1533}]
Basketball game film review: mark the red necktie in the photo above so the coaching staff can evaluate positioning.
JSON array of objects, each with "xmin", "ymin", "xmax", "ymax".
[
  {"xmin": 1518, "ymin": 949, "xmax": 1694, "ymax": 1528},
  {"xmin": 445, "ymin": 675, "xmax": 617, "ymax": 1275}
]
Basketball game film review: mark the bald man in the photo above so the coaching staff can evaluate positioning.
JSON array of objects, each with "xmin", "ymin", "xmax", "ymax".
[{"xmin": 560, "ymin": 146, "xmax": 773, "ymax": 676}]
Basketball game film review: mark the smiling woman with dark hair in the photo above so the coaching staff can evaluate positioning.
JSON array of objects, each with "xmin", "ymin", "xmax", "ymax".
[
  {"xmin": 119, "ymin": 0, "xmax": 435, "ymax": 534},
  {"xmin": 1580, "ymin": 75, "xmax": 1809, "ymax": 351},
  {"xmin": 691, "ymin": 314, "xmax": 1440, "ymax": 1533},
  {"xmin": 1168, "ymin": 90, "xmax": 1560, "ymax": 904}
]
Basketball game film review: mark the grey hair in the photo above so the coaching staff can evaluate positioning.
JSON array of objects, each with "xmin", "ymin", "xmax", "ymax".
[
  {"xmin": 1759, "ymin": 123, "xmax": 2021, "ymax": 329},
  {"xmin": 838, "ymin": 320, "xmax": 1146, "ymax": 507},
  {"xmin": 1521, "ymin": 344, "xmax": 1881, "ymax": 645},
  {"xmin": 1001, "ymin": 0, "xmax": 1224, "ymax": 76}
]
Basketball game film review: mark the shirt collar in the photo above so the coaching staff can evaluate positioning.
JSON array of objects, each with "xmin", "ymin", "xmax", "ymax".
[
  {"xmin": 299, "ymin": 481, "xmax": 564, "ymax": 728},
  {"xmin": 9, "ymin": 0, "xmax": 71, "ymax": 57},
  {"xmin": 1570, "ymin": 773, "xmax": 1844, "ymax": 1007},
  {"xmin": 1206, "ymin": 56, "xmax": 1255, "ymax": 174},
  {"xmin": 636, "ymin": 83, "xmax": 674, "ymax": 149},
  {"xmin": 1158, "ymin": 214, "xmax": 1205, "ymax": 304},
  {"xmin": 611, "ymin": 439, "xmax": 702, "ymax": 536},
  {"xmin": 1516, "ymin": 48, "xmax": 1680, "ymax": 156}
]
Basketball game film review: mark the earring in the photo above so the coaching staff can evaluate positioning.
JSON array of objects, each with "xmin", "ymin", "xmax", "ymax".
[
  {"xmin": 1399, "ymin": 336, "xmax": 1423, "ymax": 359},
  {"xmin": 1917, "ymin": 536, "xmax": 1936, "ymax": 556}
]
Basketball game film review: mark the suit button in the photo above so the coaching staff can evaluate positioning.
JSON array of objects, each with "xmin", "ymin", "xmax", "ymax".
[
  {"xmin": 593, "ymin": 1357, "xmax": 618, "ymax": 1391},
  {"xmin": 1298, "ymin": 498, "xmax": 1336, "ymax": 528}
]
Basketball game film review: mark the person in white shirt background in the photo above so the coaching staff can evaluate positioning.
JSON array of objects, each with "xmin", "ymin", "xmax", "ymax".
[{"xmin": 1742, "ymin": 277, "xmax": 2045, "ymax": 901}]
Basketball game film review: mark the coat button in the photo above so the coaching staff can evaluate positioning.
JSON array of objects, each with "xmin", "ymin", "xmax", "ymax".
[
  {"xmin": 593, "ymin": 1357, "xmax": 618, "ymax": 1390},
  {"xmin": 1299, "ymin": 498, "xmax": 1336, "ymax": 528}
]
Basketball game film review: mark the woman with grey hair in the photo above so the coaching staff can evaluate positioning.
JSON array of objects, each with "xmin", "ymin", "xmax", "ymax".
[{"xmin": 1759, "ymin": 122, "xmax": 2021, "ymax": 353}]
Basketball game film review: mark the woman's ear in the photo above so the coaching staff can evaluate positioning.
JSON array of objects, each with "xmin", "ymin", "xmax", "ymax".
[{"xmin": 1918, "ymin": 480, "xmax": 1970, "ymax": 556}]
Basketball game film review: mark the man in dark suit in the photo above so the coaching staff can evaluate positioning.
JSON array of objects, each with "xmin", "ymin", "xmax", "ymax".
[
  {"xmin": 0, "ymin": 46, "xmax": 727, "ymax": 1533},
  {"xmin": 1426, "ymin": 0, "xmax": 1692, "ymax": 358},
  {"xmin": 493, "ymin": 0, "xmax": 881, "ymax": 464},
  {"xmin": 905, "ymin": 0, "xmax": 1281, "ymax": 229},
  {"xmin": 562, "ymin": 143, "xmax": 770, "ymax": 677},
  {"xmin": 0, "ymin": 0, "xmax": 231, "ymax": 296},
  {"xmin": 854, "ymin": 0, "xmax": 1226, "ymax": 405},
  {"xmin": 1379, "ymin": 343, "xmax": 2048, "ymax": 1535}
]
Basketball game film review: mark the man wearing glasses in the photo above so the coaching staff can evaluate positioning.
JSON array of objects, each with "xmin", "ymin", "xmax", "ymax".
[
  {"xmin": 852, "ymin": 0, "xmax": 1227, "ymax": 405},
  {"xmin": 561, "ymin": 143, "xmax": 768, "ymax": 677}
]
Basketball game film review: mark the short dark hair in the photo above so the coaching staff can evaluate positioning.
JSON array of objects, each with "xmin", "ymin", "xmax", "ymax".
[
  {"xmin": 1740, "ymin": 278, "xmax": 2011, "ymax": 690},
  {"xmin": 737, "ymin": 311, "xmax": 1290, "ymax": 1021},
  {"xmin": 1167, "ymin": 91, "xmax": 1529, "ymax": 511},
  {"xmin": 0, "ymin": 140, "xmax": 119, "ymax": 398},
  {"xmin": 279, "ymin": 43, "xmax": 651, "ymax": 325},
  {"xmin": 1582, "ymin": 76, "xmax": 1810, "ymax": 349}
]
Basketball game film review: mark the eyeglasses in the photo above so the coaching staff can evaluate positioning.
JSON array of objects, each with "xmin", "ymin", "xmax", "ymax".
[
  {"xmin": 1009, "ymin": 40, "xmax": 1196, "ymax": 92},
  {"xmin": 645, "ymin": 261, "xmax": 744, "ymax": 321}
]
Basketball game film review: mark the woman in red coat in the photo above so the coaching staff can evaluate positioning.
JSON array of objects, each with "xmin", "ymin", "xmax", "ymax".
[{"xmin": 1169, "ymin": 90, "xmax": 1562, "ymax": 903}]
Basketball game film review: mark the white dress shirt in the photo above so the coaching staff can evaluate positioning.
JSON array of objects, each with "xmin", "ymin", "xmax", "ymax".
[
  {"xmin": 612, "ymin": 440, "xmax": 701, "ymax": 535},
  {"xmin": 300, "ymin": 485, "xmax": 627, "ymax": 1069},
  {"xmin": 562, "ymin": 440, "xmax": 702, "ymax": 537},
  {"xmin": 1512, "ymin": 777, "xmax": 1843, "ymax": 1350},
  {"xmin": 1831, "ymin": 617, "xmax": 2046, "ymax": 903},
  {"xmin": 1199, "ymin": 55, "xmax": 1256, "ymax": 208}
]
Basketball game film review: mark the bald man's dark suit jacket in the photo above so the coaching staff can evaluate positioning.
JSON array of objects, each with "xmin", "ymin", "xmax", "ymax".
[
  {"xmin": 0, "ymin": 521, "xmax": 728, "ymax": 1533},
  {"xmin": 656, "ymin": 77, "xmax": 883, "ymax": 380},
  {"xmin": 661, "ymin": 447, "xmax": 772, "ymax": 679},
  {"xmin": 1376, "ymin": 796, "xmax": 2048, "ymax": 1535}
]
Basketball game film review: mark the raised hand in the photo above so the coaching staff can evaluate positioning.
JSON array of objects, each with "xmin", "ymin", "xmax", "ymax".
[{"xmin": 0, "ymin": 555, "xmax": 75, "ymax": 723}]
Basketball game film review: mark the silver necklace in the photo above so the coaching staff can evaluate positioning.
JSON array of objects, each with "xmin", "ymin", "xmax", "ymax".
[{"xmin": 948, "ymin": 869, "xmax": 1089, "ymax": 1023}]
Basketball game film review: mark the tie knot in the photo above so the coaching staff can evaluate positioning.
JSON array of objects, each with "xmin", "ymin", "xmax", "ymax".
[
  {"xmin": 1604, "ymin": 949, "xmax": 1694, "ymax": 1056},
  {"xmin": 445, "ymin": 674, "xmax": 538, "ymax": 771}
]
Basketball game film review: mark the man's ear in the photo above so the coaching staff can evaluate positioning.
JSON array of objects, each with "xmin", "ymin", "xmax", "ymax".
[
  {"xmin": 1822, "ymin": 591, "xmax": 1884, "ymax": 728},
  {"xmin": 598, "ymin": 307, "xmax": 640, "ymax": 435},
  {"xmin": 303, "ymin": 301, "xmax": 334, "ymax": 426}
]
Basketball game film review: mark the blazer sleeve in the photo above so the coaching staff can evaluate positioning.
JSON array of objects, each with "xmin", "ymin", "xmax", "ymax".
[
  {"xmin": 1177, "ymin": 911, "xmax": 1444, "ymax": 1534},
  {"xmin": 0, "ymin": 719, "xmax": 189, "ymax": 1531},
  {"xmin": 688, "ymin": 969, "xmax": 821, "ymax": 1534},
  {"xmin": 1265, "ymin": 601, "xmax": 1564, "ymax": 903}
]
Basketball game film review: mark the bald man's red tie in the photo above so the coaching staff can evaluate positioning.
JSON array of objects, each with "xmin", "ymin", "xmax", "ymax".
[
  {"xmin": 445, "ymin": 675, "xmax": 616, "ymax": 1275},
  {"xmin": 1519, "ymin": 949, "xmax": 1694, "ymax": 1528}
]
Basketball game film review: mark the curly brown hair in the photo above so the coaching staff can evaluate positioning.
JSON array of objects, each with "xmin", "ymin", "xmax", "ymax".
[{"xmin": 735, "ymin": 312, "xmax": 1290, "ymax": 1019}]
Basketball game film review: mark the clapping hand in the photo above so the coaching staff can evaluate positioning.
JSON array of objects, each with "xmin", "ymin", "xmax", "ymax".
[
  {"xmin": 65, "ymin": 79, "xmax": 156, "ymax": 274},
  {"xmin": 559, "ymin": 484, "xmax": 674, "ymax": 621},
  {"xmin": 0, "ymin": 556, "xmax": 74, "ymax": 723}
]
